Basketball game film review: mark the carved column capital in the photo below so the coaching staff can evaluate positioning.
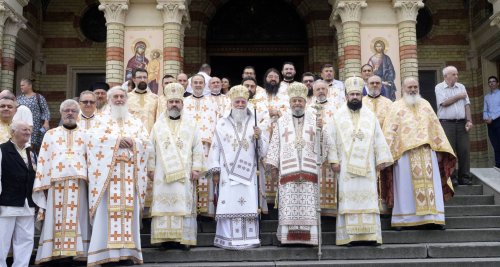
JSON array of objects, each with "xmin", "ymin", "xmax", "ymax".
[
  {"xmin": 333, "ymin": 0, "xmax": 367, "ymax": 23},
  {"xmin": 491, "ymin": 12, "xmax": 500, "ymax": 28},
  {"xmin": 157, "ymin": 0, "xmax": 189, "ymax": 25},
  {"xmin": 393, "ymin": 0, "xmax": 424, "ymax": 23},
  {"xmin": 3, "ymin": 12, "xmax": 27, "ymax": 36},
  {"xmin": 98, "ymin": 1, "xmax": 129, "ymax": 25}
]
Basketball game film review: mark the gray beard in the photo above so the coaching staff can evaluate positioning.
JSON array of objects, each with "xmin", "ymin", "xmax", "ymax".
[
  {"xmin": 231, "ymin": 108, "xmax": 247, "ymax": 124},
  {"xmin": 168, "ymin": 108, "xmax": 181, "ymax": 118},
  {"xmin": 403, "ymin": 94, "xmax": 421, "ymax": 106},
  {"xmin": 292, "ymin": 107, "xmax": 304, "ymax": 117},
  {"xmin": 317, "ymin": 95, "xmax": 327, "ymax": 102},
  {"xmin": 110, "ymin": 104, "xmax": 128, "ymax": 120}
]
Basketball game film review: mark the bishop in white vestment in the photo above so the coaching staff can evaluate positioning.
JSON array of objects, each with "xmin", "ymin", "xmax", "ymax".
[
  {"xmin": 33, "ymin": 100, "xmax": 90, "ymax": 264},
  {"xmin": 86, "ymin": 87, "xmax": 152, "ymax": 266},
  {"xmin": 327, "ymin": 77, "xmax": 393, "ymax": 246},
  {"xmin": 150, "ymin": 83, "xmax": 205, "ymax": 246},
  {"xmin": 208, "ymin": 85, "xmax": 269, "ymax": 250},
  {"xmin": 266, "ymin": 83, "xmax": 322, "ymax": 245}
]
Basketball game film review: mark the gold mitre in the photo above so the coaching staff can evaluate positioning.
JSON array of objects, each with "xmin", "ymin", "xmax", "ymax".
[
  {"xmin": 163, "ymin": 83, "xmax": 185, "ymax": 100},
  {"xmin": 228, "ymin": 85, "xmax": 249, "ymax": 101},
  {"xmin": 287, "ymin": 83, "xmax": 308, "ymax": 99},
  {"xmin": 345, "ymin": 76, "xmax": 364, "ymax": 94}
]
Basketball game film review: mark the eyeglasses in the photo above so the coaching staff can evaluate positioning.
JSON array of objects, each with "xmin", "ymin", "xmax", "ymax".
[
  {"xmin": 80, "ymin": 100, "xmax": 96, "ymax": 105},
  {"xmin": 369, "ymin": 82, "xmax": 381, "ymax": 85}
]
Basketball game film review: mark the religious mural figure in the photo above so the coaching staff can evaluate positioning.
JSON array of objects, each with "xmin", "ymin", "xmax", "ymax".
[
  {"xmin": 125, "ymin": 41, "xmax": 149, "ymax": 81},
  {"xmin": 367, "ymin": 39, "xmax": 396, "ymax": 101},
  {"xmin": 147, "ymin": 50, "xmax": 161, "ymax": 94}
]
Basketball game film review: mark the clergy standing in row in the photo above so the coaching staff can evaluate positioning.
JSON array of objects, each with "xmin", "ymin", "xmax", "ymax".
[
  {"xmin": 308, "ymin": 80, "xmax": 341, "ymax": 216},
  {"xmin": 208, "ymin": 77, "xmax": 231, "ymax": 118},
  {"xmin": 383, "ymin": 77, "xmax": 455, "ymax": 229},
  {"xmin": 33, "ymin": 100, "xmax": 90, "ymax": 264},
  {"xmin": 327, "ymin": 76, "xmax": 393, "ymax": 246},
  {"xmin": 362, "ymin": 75, "xmax": 393, "ymax": 129},
  {"xmin": 77, "ymin": 90, "xmax": 100, "ymax": 130},
  {"xmin": 266, "ymin": 83, "xmax": 321, "ymax": 245},
  {"xmin": 183, "ymin": 74, "xmax": 218, "ymax": 216},
  {"xmin": 150, "ymin": 83, "xmax": 205, "ymax": 247},
  {"xmin": 208, "ymin": 85, "xmax": 269, "ymax": 250},
  {"xmin": 86, "ymin": 86, "xmax": 152, "ymax": 266},
  {"xmin": 127, "ymin": 68, "xmax": 158, "ymax": 218}
]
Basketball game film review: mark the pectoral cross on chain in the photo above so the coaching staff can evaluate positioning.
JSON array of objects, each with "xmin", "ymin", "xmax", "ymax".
[
  {"xmin": 295, "ymin": 137, "xmax": 305, "ymax": 150},
  {"xmin": 352, "ymin": 129, "xmax": 364, "ymax": 142}
]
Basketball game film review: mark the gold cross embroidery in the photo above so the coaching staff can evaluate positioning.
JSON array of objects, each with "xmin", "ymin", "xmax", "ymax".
[{"xmin": 352, "ymin": 129, "xmax": 364, "ymax": 141}]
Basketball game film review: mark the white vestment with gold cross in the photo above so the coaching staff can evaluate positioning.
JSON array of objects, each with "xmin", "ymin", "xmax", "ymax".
[
  {"xmin": 265, "ymin": 111, "xmax": 321, "ymax": 245},
  {"xmin": 183, "ymin": 95, "xmax": 218, "ymax": 215},
  {"xmin": 32, "ymin": 126, "xmax": 90, "ymax": 264},
  {"xmin": 328, "ymin": 105, "xmax": 393, "ymax": 245},
  {"xmin": 208, "ymin": 94, "xmax": 231, "ymax": 119},
  {"xmin": 86, "ymin": 114, "xmax": 151, "ymax": 266},
  {"xmin": 207, "ymin": 108, "xmax": 269, "ymax": 250},
  {"xmin": 307, "ymin": 100, "xmax": 340, "ymax": 216},
  {"xmin": 127, "ymin": 89, "xmax": 158, "ymax": 218},
  {"xmin": 76, "ymin": 113, "xmax": 101, "ymax": 130},
  {"xmin": 149, "ymin": 113, "xmax": 205, "ymax": 245}
]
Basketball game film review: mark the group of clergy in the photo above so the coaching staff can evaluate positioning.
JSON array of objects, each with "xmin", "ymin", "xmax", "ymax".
[{"xmin": 0, "ymin": 63, "xmax": 457, "ymax": 267}]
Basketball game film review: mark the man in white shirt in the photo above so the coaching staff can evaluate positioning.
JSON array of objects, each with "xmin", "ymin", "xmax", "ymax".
[{"xmin": 435, "ymin": 65, "xmax": 473, "ymax": 186}]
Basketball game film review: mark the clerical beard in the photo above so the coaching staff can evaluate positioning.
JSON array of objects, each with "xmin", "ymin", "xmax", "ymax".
[
  {"xmin": 137, "ymin": 81, "xmax": 148, "ymax": 91},
  {"xmin": 264, "ymin": 82, "xmax": 280, "ymax": 96},
  {"xmin": 110, "ymin": 104, "xmax": 129, "ymax": 120},
  {"xmin": 168, "ymin": 107, "xmax": 181, "ymax": 118},
  {"xmin": 347, "ymin": 99, "xmax": 362, "ymax": 111},
  {"xmin": 292, "ymin": 107, "xmax": 305, "ymax": 117},
  {"xmin": 317, "ymin": 94, "xmax": 327, "ymax": 103},
  {"xmin": 403, "ymin": 93, "xmax": 422, "ymax": 106},
  {"xmin": 231, "ymin": 108, "xmax": 247, "ymax": 123}
]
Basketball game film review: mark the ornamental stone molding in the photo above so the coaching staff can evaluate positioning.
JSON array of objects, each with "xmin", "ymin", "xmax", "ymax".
[
  {"xmin": 491, "ymin": 13, "xmax": 500, "ymax": 28},
  {"xmin": 156, "ymin": 0, "xmax": 189, "ymax": 25},
  {"xmin": 3, "ymin": 9, "xmax": 27, "ymax": 36},
  {"xmin": 98, "ymin": 1, "xmax": 129, "ymax": 25},
  {"xmin": 393, "ymin": 0, "xmax": 424, "ymax": 23},
  {"xmin": 490, "ymin": 0, "xmax": 500, "ymax": 28},
  {"xmin": 332, "ymin": 0, "xmax": 367, "ymax": 23}
]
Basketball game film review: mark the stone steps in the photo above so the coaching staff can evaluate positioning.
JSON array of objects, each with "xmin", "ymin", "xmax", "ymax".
[
  {"xmin": 140, "ymin": 242, "xmax": 500, "ymax": 263},
  {"xmin": 139, "ymin": 258, "xmax": 500, "ymax": 267},
  {"xmin": 139, "ymin": 228, "xmax": 500, "ymax": 247}
]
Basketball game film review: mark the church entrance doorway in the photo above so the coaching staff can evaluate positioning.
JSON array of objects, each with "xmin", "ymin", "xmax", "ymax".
[{"xmin": 206, "ymin": 0, "xmax": 308, "ymax": 85}]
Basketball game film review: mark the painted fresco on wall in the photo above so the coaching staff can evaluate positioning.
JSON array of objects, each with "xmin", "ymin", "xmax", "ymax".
[
  {"xmin": 124, "ymin": 29, "xmax": 163, "ymax": 94},
  {"xmin": 361, "ymin": 28, "xmax": 401, "ymax": 100}
]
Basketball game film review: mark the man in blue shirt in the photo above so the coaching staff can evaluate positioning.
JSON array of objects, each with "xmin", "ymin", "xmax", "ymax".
[{"xmin": 484, "ymin": 75, "xmax": 500, "ymax": 171}]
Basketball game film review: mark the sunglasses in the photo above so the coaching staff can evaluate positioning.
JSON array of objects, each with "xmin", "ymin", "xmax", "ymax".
[{"xmin": 80, "ymin": 100, "xmax": 96, "ymax": 105}]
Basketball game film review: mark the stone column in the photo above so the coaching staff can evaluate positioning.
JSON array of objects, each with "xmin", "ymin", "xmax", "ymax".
[
  {"xmin": 1, "ymin": 14, "xmax": 26, "ymax": 91},
  {"xmin": 179, "ymin": 21, "xmax": 189, "ymax": 71},
  {"xmin": 334, "ymin": 0, "xmax": 367, "ymax": 77},
  {"xmin": 157, "ymin": 0, "xmax": 189, "ymax": 76},
  {"xmin": 99, "ymin": 1, "xmax": 129, "ymax": 87},
  {"xmin": 393, "ymin": 0, "xmax": 424, "ymax": 82},
  {"xmin": 330, "ymin": 14, "xmax": 345, "ymax": 81},
  {"xmin": 489, "ymin": 0, "xmax": 500, "ymax": 28}
]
